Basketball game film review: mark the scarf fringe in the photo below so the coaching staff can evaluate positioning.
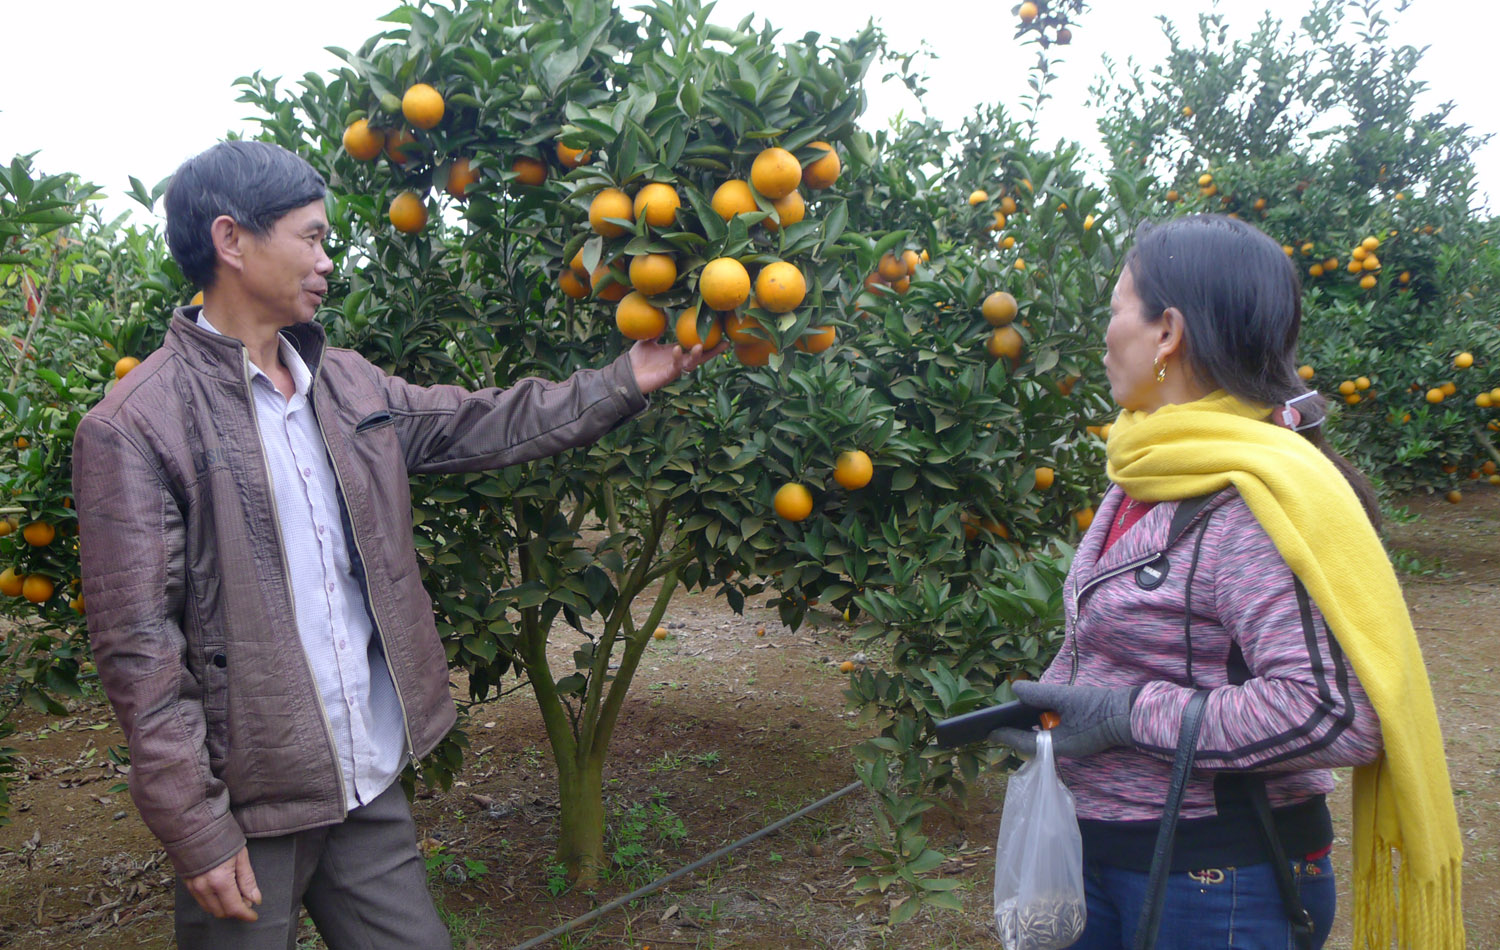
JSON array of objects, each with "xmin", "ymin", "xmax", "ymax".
[{"xmin": 1353, "ymin": 839, "xmax": 1464, "ymax": 949}]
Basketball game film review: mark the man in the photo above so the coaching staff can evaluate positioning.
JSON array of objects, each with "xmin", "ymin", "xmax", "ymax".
[{"xmin": 72, "ymin": 140, "xmax": 722, "ymax": 948}]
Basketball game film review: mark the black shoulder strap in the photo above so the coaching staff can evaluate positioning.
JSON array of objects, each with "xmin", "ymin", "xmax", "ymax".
[{"xmin": 1166, "ymin": 491, "xmax": 1223, "ymax": 548}]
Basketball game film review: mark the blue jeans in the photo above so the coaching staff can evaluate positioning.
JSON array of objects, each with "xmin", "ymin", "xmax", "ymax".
[{"xmin": 1068, "ymin": 855, "xmax": 1336, "ymax": 949}]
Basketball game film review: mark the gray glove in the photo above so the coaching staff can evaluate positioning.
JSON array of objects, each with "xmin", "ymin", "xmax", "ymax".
[{"xmin": 988, "ymin": 680, "xmax": 1139, "ymax": 759}]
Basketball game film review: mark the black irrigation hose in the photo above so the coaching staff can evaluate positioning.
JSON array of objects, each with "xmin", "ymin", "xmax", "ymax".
[{"xmin": 509, "ymin": 779, "xmax": 864, "ymax": 950}]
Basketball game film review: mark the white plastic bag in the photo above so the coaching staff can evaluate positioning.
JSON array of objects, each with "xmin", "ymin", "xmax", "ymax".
[{"xmin": 992, "ymin": 731, "xmax": 1086, "ymax": 950}]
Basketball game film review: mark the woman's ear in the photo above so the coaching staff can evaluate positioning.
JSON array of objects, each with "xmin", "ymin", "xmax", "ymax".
[{"xmin": 1155, "ymin": 306, "xmax": 1188, "ymax": 363}]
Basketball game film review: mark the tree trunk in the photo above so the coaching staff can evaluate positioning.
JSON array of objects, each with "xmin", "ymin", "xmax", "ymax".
[{"xmin": 555, "ymin": 750, "xmax": 606, "ymax": 887}]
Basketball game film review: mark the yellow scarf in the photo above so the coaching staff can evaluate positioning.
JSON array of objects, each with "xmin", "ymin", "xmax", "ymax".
[{"xmin": 1107, "ymin": 391, "xmax": 1464, "ymax": 949}]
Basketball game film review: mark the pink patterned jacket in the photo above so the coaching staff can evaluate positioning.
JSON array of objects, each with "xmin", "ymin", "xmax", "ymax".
[{"xmin": 1039, "ymin": 485, "xmax": 1384, "ymax": 822}]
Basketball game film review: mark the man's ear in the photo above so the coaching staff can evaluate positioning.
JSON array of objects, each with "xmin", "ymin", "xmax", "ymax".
[{"xmin": 209, "ymin": 215, "xmax": 248, "ymax": 277}]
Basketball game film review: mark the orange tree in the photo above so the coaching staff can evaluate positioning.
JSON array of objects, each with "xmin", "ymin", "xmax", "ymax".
[
  {"xmin": 1091, "ymin": 0, "xmax": 1500, "ymax": 494},
  {"xmin": 0, "ymin": 155, "xmax": 184, "ymax": 823},
  {"xmin": 233, "ymin": 0, "xmax": 898, "ymax": 887},
  {"xmin": 815, "ymin": 105, "xmax": 1134, "ymax": 915},
  {"xmin": 228, "ymin": 0, "xmax": 1128, "ymax": 907}
]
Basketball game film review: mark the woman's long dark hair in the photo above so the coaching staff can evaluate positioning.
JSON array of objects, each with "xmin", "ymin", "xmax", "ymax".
[{"xmin": 1123, "ymin": 214, "xmax": 1381, "ymax": 528}]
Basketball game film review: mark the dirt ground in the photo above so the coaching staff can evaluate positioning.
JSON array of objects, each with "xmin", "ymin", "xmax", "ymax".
[{"xmin": 0, "ymin": 488, "xmax": 1495, "ymax": 949}]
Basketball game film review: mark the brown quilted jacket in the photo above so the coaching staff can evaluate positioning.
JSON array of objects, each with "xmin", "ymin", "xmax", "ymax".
[{"xmin": 72, "ymin": 310, "xmax": 647, "ymax": 876}]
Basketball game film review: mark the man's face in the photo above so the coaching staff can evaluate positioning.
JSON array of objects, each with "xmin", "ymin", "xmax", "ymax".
[{"xmin": 240, "ymin": 200, "xmax": 332, "ymax": 325}]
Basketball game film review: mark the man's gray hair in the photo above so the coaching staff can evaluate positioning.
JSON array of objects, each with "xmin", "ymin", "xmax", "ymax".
[{"xmin": 165, "ymin": 140, "xmax": 327, "ymax": 290}]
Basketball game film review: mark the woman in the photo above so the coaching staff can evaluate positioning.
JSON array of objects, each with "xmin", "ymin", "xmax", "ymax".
[{"xmin": 990, "ymin": 215, "xmax": 1463, "ymax": 949}]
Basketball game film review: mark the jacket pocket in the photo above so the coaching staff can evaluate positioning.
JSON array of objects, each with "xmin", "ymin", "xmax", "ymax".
[
  {"xmin": 354, "ymin": 410, "xmax": 395, "ymax": 434},
  {"xmin": 203, "ymin": 647, "xmax": 230, "ymax": 768}
]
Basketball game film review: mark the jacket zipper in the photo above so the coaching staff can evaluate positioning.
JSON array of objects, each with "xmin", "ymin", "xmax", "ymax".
[
  {"xmin": 241, "ymin": 351, "xmax": 350, "ymax": 813},
  {"xmin": 1068, "ymin": 553, "xmax": 1160, "ymax": 685},
  {"xmin": 307, "ymin": 359, "xmax": 422, "ymax": 774}
]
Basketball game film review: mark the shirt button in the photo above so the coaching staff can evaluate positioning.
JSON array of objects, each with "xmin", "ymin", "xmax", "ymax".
[
  {"xmin": 328, "ymin": 583, "xmax": 335, "ymax": 593},
  {"xmin": 317, "ymin": 525, "xmax": 325, "ymax": 535},
  {"xmin": 303, "ymin": 468, "xmax": 312, "ymax": 478},
  {"xmin": 339, "ymin": 640, "xmax": 347, "ymax": 650}
]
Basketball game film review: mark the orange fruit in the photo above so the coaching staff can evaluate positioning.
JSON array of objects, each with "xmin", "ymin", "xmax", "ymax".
[
  {"xmin": 1345, "ymin": 394, "xmax": 1361, "ymax": 405},
  {"xmin": 1166, "ymin": 190, "xmax": 1180, "ymax": 202},
  {"xmin": 834, "ymin": 450, "xmax": 873, "ymax": 490},
  {"xmin": 1014, "ymin": 259, "xmax": 1027, "ymax": 271},
  {"xmin": 589, "ymin": 188, "xmax": 633, "ymax": 237},
  {"xmin": 590, "ymin": 260, "xmax": 630, "ymax": 302},
  {"xmin": 986, "ymin": 326, "xmax": 1024, "ymax": 362},
  {"xmin": 1454, "ymin": 352, "xmax": 1474, "ymax": 369},
  {"xmin": 653, "ymin": 627, "xmax": 668, "ymax": 641},
  {"xmin": 10, "ymin": 437, "xmax": 21, "ymax": 449},
  {"xmin": 1000, "ymin": 196, "xmax": 1018, "ymax": 215},
  {"xmin": 556, "ymin": 141, "xmax": 592, "ymax": 168},
  {"xmin": 401, "ymin": 83, "xmax": 445, "ymax": 129},
  {"xmin": 1361, "ymin": 236, "xmax": 1380, "ymax": 251},
  {"xmin": 342, "ymin": 119, "xmax": 385, "ymax": 161},
  {"xmin": 723, "ymin": 313, "xmax": 762, "ymax": 344},
  {"xmin": 801, "ymin": 141, "xmax": 841, "ymax": 189},
  {"xmin": 21, "ymin": 574, "xmax": 52, "ymax": 604},
  {"xmin": 446, "ymin": 157, "xmax": 480, "ymax": 198},
  {"xmin": 754, "ymin": 262, "xmax": 806, "ymax": 313},
  {"xmin": 968, "ymin": 189, "xmax": 989, "ymax": 206},
  {"xmin": 982, "ymin": 291, "xmax": 1018, "ymax": 326},
  {"xmin": 570, "ymin": 249, "xmax": 589, "ymax": 277},
  {"xmin": 0, "ymin": 568, "xmax": 21, "ymax": 597},
  {"xmin": 0, "ymin": 520, "xmax": 10, "ymax": 538},
  {"xmin": 1297, "ymin": 365, "xmax": 1315, "ymax": 380},
  {"xmin": 675, "ymin": 306, "xmax": 722, "ymax": 349},
  {"xmin": 1445, "ymin": 490, "xmax": 1462, "ymax": 504},
  {"xmin": 615, "ymin": 292, "xmax": 667, "ymax": 341},
  {"xmin": 795, "ymin": 325, "xmax": 836, "ymax": 354},
  {"xmin": 711, "ymin": 180, "xmax": 758, "ymax": 221},
  {"xmin": 1359, "ymin": 274, "xmax": 1377, "ymax": 290},
  {"xmin": 988, "ymin": 211, "xmax": 1008, "ymax": 232},
  {"xmin": 877, "ymin": 252, "xmax": 907, "ymax": 282},
  {"xmin": 510, "ymin": 157, "xmax": 546, "ymax": 186},
  {"xmin": 901, "ymin": 249, "xmax": 921, "ymax": 274},
  {"xmin": 773, "ymin": 483, "xmax": 814, "ymax": 521},
  {"xmin": 839, "ymin": 660, "xmax": 856, "ymax": 674},
  {"xmin": 1338, "ymin": 380, "xmax": 1356, "ymax": 396},
  {"xmin": 633, "ymin": 183, "xmax": 681, "ymax": 229},
  {"xmin": 1355, "ymin": 376, "xmax": 1371, "ymax": 391},
  {"xmin": 389, "ymin": 192, "xmax": 427, "ymax": 234},
  {"xmin": 979, "ymin": 519, "xmax": 1010, "ymax": 540},
  {"xmin": 114, "ymin": 356, "xmax": 141, "ymax": 379},
  {"xmin": 892, "ymin": 276, "xmax": 910, "ymax": 294},
  {"xmin": 628, "ymin": 254, "xmax": 677, "ymax": 296},
  {"xmin": 1019, "ymin": 1, "xmax": 1039, "ymax": 21},
  {"xmin": 191, "ymin": 290, "xmax": 204, "ymax": 306},
  {"xmin": 765, "ymin": 190, "xmax": 805, "ymax": 232},
  {"xmin": 1074, "ymin": 507, "xmax": 1095, "ymax": 531},
  {"xmin": 558, "ymin": 269, "xmax": 589, "ymax": 300},
  {"xmin": 734, "ymin": 339, "xmax": 777, "ymax": 366},
  {"xmin": 1309, "ymin": 264, "xmax": 1324, "ymax": 277},
  {"xmin": 700, "ymin": 258, "xmax": 751, "ymax": 311},
  {"xmin": 1426, "ymin": 388, "xmax": 1445, "ymax": 404},
  {"xmin": 384, "ymin": 128, "xmax": 418, "ymax": 165},
  {"xmin": 1034, "ymin": 467, "xmax": 1055, "ymax": 490},
  {"xmin": 22, "ymin": 521, "xmax": 55, "ymax": 547},
  {"xmin": 1441, "ymin": 381, "xmax": 1457, "ymax": 396},
  {"xmin": 750, "ymin": 147, "xmax": 801, "ymax": 199}
]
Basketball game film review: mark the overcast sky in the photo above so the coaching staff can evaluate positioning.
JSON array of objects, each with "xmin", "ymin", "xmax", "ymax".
[{"xmin": 1, "ymin": 0, "xmax": 1493, "ymax": 226}]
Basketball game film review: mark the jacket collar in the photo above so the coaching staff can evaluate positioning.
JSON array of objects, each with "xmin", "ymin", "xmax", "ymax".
[{"xmin": 166, "ymin": 306, "xmax": 328, "ymax": 382}]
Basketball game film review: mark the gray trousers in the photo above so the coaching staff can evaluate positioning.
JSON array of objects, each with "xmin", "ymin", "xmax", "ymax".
[{"xmin": 174, "ymin": 781, "xmax": 450, "ymax": 949}]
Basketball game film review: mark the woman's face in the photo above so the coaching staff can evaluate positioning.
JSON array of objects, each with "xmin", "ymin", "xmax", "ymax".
[{"xmin": 1104, "ymin": 266, "xmax": 1163, "ymax": 411}]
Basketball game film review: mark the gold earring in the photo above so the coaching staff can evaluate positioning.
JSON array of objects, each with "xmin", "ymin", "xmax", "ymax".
[{"xmin": 1154, "ymin": 357, "xmax": 1167, "ymax": 383}]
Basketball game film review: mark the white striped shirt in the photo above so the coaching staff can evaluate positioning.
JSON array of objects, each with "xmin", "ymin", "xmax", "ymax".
[{"xmin": 199, "ymin": 312, "xmax": 406, "ymax": 810}]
